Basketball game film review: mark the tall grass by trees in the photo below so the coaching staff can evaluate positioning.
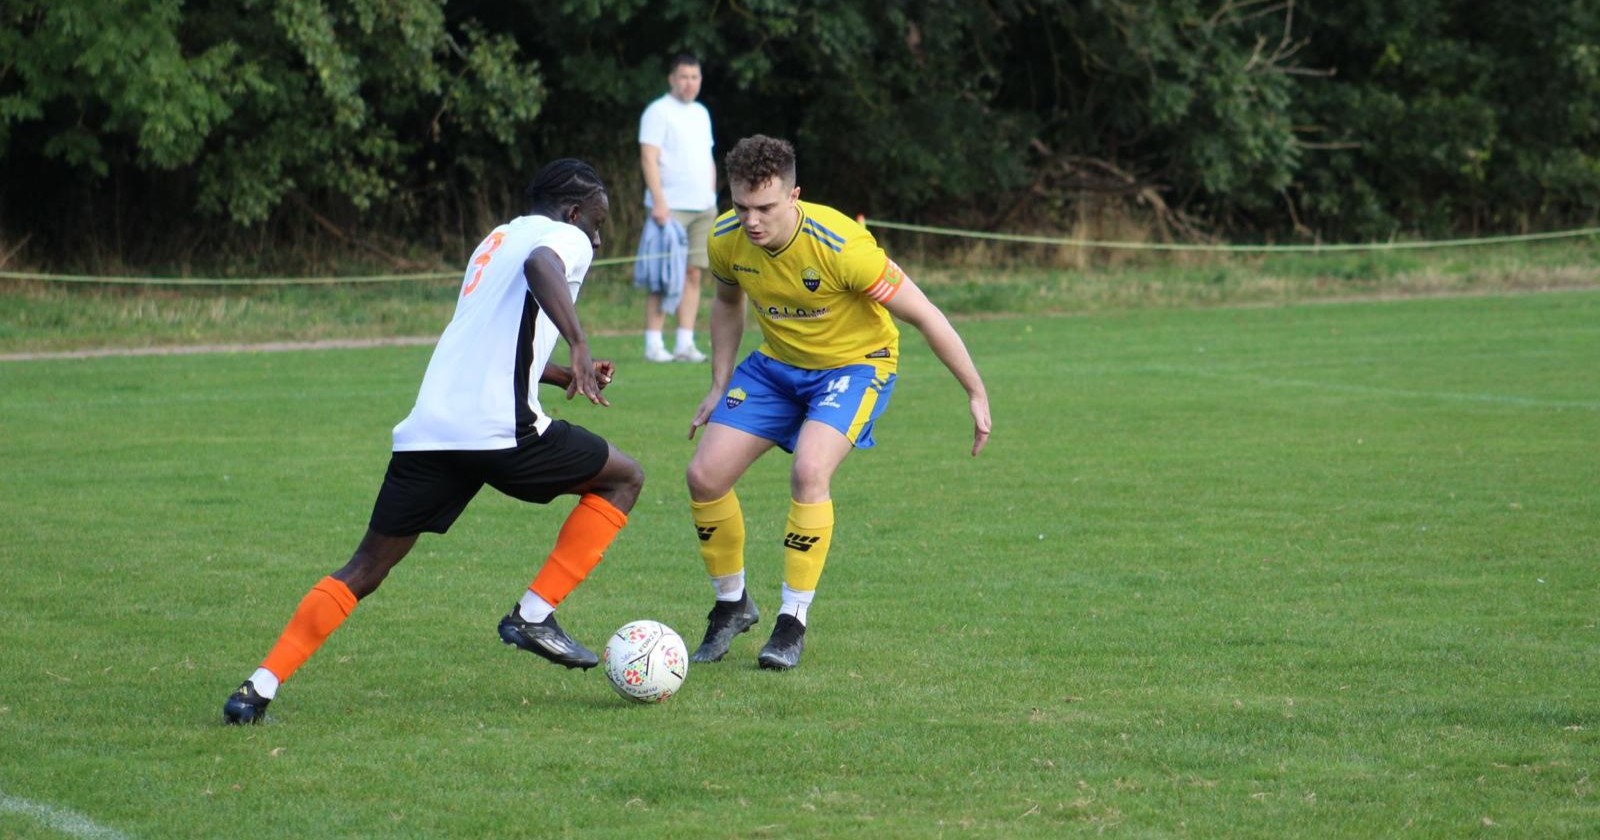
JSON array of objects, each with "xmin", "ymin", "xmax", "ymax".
[{"xmin": 3, "ymin": 0, "xmax": 1598, "ymax": 273}]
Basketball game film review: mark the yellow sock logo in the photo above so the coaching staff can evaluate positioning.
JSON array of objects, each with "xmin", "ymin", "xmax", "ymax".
[{"xmin": 783, "ymin": 533, "xmax": 820, "ymax": 552}]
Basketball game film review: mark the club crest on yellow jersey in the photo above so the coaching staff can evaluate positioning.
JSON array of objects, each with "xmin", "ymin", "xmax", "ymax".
[{"xmin": 802, "ymin": 267, "xmax": 821, "ymax": 292}]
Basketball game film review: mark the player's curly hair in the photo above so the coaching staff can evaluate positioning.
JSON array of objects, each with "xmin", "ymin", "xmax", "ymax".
[
  {"xmin": 725, "ymin": 135, "xmax": 796, "ymax": 191},
  {"xmin": 524, "ymin": 158, "xmax": 607, "ymax": 214}
]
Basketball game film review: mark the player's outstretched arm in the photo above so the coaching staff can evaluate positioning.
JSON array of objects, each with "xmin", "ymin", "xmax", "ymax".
[
  {"xmin": 883, "ymin": 276, "xmax": 992, "ymax": 456},
  {"xmin": 525, "ymin": 247, "xmax": 607, "ymax": 406},
  {"xmin": 541, "ymin": 360, "xmax": 615, "ymax": 391},
  {"xmin": 689, "ymin": 278, "xmax": 747, "ymax": 439}
]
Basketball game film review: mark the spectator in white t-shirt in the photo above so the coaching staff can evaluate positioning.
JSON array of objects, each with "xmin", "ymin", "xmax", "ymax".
[{"xmin": 638, "ymin": 52, "xmax": 717, "ymax": 363}]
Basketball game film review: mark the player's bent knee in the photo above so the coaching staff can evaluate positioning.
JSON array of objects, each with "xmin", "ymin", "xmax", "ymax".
[
  {"xmin": 684, "ymin": 458, "xmax": 729, "ymax": 501},
  {"xmin": 789, "ymin": 462, "xmax": 836, "ymax": 499},
  {"xmin": 617, "ymin": 453, "xmax": 645, "ymax": 493},
  {"xmin": 593, "ymin": 450, "xmax": 645, "ymax": 503}
]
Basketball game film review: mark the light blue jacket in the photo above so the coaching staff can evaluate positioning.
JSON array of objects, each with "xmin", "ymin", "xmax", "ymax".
[{"xmin": 632, "ymin": 217, "xmax": 688, "ymax": 313}]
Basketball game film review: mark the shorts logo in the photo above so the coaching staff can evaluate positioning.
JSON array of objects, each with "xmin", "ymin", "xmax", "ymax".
[
  {"xmin": 817, "ymin": 375, "xmax": 851, "ymax": 409},
  {"xmin": 802, "ymin": 267, "xmax": 821, "ymax": 293},
  {"xmin": 696, "ymin": 526, "xmax": 718, "ymax": 542},
  {"xmin": 724, "ymin": 387, "xmax": 747, "ymax": 410},
  {"xmin": 783, "ymin": 533, "xmax": 820, "ymax": 552}
]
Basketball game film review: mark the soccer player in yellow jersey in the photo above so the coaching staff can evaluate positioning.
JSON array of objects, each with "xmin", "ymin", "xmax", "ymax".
[{"xmin": 685, "ymin": 135, "xmax": 992, "ymax": 670}]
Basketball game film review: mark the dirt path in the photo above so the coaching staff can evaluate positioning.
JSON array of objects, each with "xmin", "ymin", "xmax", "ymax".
[{"xmin": 0, "ymin": 336, "xmax": 438, "ymax": 362}]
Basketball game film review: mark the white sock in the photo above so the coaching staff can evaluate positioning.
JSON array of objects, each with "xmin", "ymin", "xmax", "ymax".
[
  {"xmin": 516, "ymin": 590, "xmax": 555, "ymax": 623},
  {"xmin": 711, "ymin": 571, "xmax": 745, "ymax": 602},
  {"xmin": 249, "ymin": 667, "xmax": 280, "ymax": 699},
  {"xmin": 779, "ymin": 583, "xmax": 814, "ymax": 625},
  {"xmin": 674, "ymin": 328, "xmax": 696, "ymax": 352},
  {"xmin": 645, "ymin": 330, "xmax": 665, "ymax": 352}
]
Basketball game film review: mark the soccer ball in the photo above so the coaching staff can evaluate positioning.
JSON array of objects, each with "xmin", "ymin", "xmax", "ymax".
[{"xmin": 603, "ymin": 620, "xmax": 688, "ymax": 703}]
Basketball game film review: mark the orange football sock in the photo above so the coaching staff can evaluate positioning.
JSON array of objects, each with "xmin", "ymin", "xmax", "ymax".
[
  {"xmin": 529, "ymin": 494, "xmax": 628, "ymax": 607},
  {"xmin": 259, "ymin": 576, "xmax": 358, "ymax": 684}
]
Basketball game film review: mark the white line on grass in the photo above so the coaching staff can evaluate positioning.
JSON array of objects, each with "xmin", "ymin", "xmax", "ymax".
[
  {"xmin": 0, "ymin": 790, "xmax": 130, "ymax": 839},
  {"xmin": 1142, "ymin": 365, "xmax": 1600, "ymax": 411}
]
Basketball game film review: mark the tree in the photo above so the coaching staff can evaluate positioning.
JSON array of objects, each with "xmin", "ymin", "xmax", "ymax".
[
  {"xmin": 3, "ymin": 0, "xmax": 1595, "ymax": 269},
  {"xmin": 1292, "ymin": 0, "xmax": 1600, "ymax": 236},
  {"xmin": 1, "ymin": 0, "xmax": 545, "ymax": 265}
]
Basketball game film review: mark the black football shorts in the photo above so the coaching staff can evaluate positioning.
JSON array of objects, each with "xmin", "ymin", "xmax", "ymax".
[{"xmin": 368, "ymin": 420, "xmax": 610, "ymax": 536}]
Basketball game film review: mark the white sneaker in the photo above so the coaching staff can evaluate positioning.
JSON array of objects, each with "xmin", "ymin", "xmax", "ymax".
[
  {"xmin": 644, "ymin": 346, "xmax": 675, "ymax": 363},
  {"xmin": 673, "ymin": 346, "xmax": 707, "ymax": 363}
]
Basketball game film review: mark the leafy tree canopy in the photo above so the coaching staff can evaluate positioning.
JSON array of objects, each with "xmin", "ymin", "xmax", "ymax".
[{"xmin": 2, "ymin": 0, "xmax": 1596, "ymax": 269}]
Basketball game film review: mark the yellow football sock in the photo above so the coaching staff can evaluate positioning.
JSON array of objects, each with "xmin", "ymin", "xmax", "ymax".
[
  {"xmin": 782, "ymin": 499, "xmax": 834, "ymax": 591},
  {"xmin": 691, "ymin": 490, "xmax": 746, "ymax": 578}
]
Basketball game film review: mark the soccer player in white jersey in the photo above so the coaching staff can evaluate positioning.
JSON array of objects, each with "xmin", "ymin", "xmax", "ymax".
[{"xmin": 223, "ymin": 159, "xmax": 643, "ymax": 724}]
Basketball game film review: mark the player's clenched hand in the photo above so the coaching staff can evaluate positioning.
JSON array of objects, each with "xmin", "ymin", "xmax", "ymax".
[
  {"xmin": 969, "ymin": 394, "xmax": 992, "ymax": 456},
  {"xmin": 592, "ymin": 359, "xmax": 616, "ymax": 390},
  {"xmin": 687, "ymin": 390, "xmax": 721, "ymax": 440},
  {"xmin": 565, "ymin": 346, "xmax": 610, "ymax": 407}
]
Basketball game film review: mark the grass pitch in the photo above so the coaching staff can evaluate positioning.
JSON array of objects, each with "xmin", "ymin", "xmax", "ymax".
[{"xmin": 1, "ymin": 291, "xmax": 1596, "ymax": 837}]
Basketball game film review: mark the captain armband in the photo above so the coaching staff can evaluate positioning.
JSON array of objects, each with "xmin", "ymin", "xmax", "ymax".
[{"xmin": 864, "ymin": 259, "xmax": 906, "ymax": 303}]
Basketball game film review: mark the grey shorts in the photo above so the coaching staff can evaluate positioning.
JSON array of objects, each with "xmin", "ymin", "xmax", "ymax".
[{"xmin": 671, "ymin": 207, "xmax": 717, "ymax": 269}]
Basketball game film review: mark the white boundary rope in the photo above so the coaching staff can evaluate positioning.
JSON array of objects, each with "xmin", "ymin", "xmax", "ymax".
[
  {"xmin": 1, "ymin": 225, "xmax": 1594, "ymax": 285},
  {"xmin": 860, "ymin": 220, "xmax": 1600, "ymax": 253}
]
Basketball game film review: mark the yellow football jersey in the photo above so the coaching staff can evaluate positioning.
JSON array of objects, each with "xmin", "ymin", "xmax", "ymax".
[{"xmin": 708, "ymin": 200, "xmax": 905, "ymax": 371}]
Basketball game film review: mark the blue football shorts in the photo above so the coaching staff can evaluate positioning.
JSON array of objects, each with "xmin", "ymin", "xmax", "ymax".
[{"xmin": 708, "ymin": 351, "xmax": 897, "ymax": 453}]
